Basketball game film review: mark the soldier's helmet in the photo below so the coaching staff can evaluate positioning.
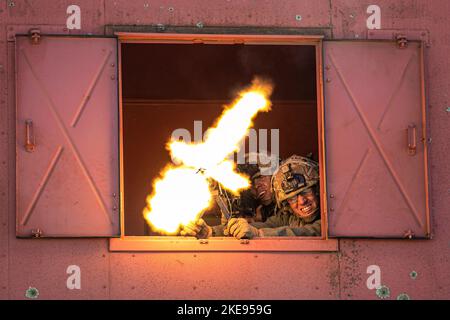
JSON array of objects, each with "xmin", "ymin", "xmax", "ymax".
[
  {"xmin": 237, "ymin": 152, "xmax": 280, "ymax": 181},
  {"xmin": 272, "ymin": 155, "xmax": 319, "ymax": 208}
]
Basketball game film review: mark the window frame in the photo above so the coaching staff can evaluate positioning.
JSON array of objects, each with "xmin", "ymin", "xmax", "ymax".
[{"xmin": 110, "ymin": 32, "xmax": 336, "ymax": 252}]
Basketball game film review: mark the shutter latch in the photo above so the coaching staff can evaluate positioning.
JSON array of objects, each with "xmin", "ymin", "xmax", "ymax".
[
  {"xmin": 407, "ymin": 123, "xmax": 417, "ymax": 156},
  {"xmin": 396, "ymin": 34, "xmax": 408, "ymax": 49},
  {"xmin": 25, "ymin": 119, "xmax": 36, "ymax": 153},
  {"xmin": 29, "ymin": 28, "xmax": 41, "ymax": 45}
]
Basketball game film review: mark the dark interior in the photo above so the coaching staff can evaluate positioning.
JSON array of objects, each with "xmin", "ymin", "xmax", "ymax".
[{"xmin": 121, "ymin": 43, "xmax": 318, "ymax": 236}]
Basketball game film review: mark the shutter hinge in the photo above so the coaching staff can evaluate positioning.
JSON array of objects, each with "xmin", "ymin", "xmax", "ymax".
[
  {"xmin": 31, "ymin": 228, "xmax": 43, "ymax": 238},
  {"xmin": 403, "ymin": 229, "xmax": 414, "ymax": 239},
  {"xmin": 396, "ymin": 34, "xmax": 408, "ymax": 49},
  {"xmin": 29, "ymin": 28, "xmax": 41, "ymax": 45}
]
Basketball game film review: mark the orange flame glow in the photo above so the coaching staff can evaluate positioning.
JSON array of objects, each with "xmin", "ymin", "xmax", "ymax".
[{"xmin": 143, "ymin": 79, "xmax": 273, "ymax": 234}]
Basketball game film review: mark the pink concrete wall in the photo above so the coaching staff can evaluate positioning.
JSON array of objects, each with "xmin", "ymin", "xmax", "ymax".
[{"xmin": 0, "ymin": 0, "xmax": 449, "ymax": 299}]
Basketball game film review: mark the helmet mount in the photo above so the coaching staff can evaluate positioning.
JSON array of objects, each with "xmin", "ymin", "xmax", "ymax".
[{"xmin": 272, "ymin": 155, "xmax": 319, "ymax": 208}]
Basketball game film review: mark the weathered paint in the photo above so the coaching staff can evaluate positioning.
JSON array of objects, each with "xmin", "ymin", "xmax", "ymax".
[
  {"xmin": 8, "ymin": 239, "xmax": 110, "ymax": 299},
  {"xmin": 0, "ymin": 0, "xmax": 449, "ymax": 300},
  {"xmin": 331, "ymin": 0, "xmax": 450, "ymax": 300},
  {"xmin": 15, "ymin": 36, "xmax": 120, "ymax": 237},
  {"xmin": 109, "ymin": 252, "xmax": 340, "ymax": 299},
  {"xmin": 105, "ymin": 0, "xmax": 331, "ymax": 28},
  {"xmin": 324, "ymin": 41, "xmax": 429, "ymax": 238},
  {"xmin": 1, "ymin": 0, "xmax": 9, "ymax": 299}
]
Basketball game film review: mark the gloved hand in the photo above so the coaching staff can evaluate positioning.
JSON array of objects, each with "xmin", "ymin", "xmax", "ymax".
[
  {"xmin": 180, "ymin": 218, "xmax": 212, "ymax": 239},
  {"xmin": 225, "ymin": 218, "xmax": 260, "ymax": 239}
]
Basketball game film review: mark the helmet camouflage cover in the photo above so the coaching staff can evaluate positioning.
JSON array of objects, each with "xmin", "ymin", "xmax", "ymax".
[{"xmin": 272, "ymin": 155, "xmax": 319, "ymax": 208}]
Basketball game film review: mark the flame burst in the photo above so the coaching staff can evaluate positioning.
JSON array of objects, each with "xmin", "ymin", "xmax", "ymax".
[{"xmin": 143, "ymin": 79, "xmax": 273, "ymax": 234}]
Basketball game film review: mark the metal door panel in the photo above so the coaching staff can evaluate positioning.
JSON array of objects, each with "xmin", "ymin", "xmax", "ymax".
[
  {"xmin": 16, "ymin": 36, "xmax": 119, "ymax": 237},
  {"xmin": 324, "ymin": 41, "xmax": 429, "ymax": 238}
]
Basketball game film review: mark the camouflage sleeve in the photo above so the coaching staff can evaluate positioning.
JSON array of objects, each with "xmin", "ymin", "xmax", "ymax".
[
  {"xmin": 211, "ymin": 214, "xmax": 285, "ymax": 237},
  {"xmin": 258, "ymin": 219, "xmax": 322, "ymax": 237},
  {"xmin": 251, "ymin": 214, "xmax": 289, "ymax": 229}
]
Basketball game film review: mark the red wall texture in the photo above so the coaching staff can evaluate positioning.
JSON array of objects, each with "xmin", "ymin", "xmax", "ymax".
[{"xmin": 0, "ymin": 0, "xmax": 449, "ymax": 299}]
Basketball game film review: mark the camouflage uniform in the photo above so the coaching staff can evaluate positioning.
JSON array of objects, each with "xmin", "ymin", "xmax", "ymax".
[
  {"xmin": 253, "ymin": 154, "xmax": 321, "ymax": 236},
  {"xmin": 225, "ymin": 155, "xmax": 321, "ymax": 238},
  {"xmin": 251, "ymin": 208, "xmax": 321, "ymax": 236},
  {"xmin": 212, "ymin": 208, "xmax": 320, "ymax": 237},
  {"xmin": 234, "ymin": 152, "xmax": 280, "ymax": 221},
  {"xmin": 183, "ymin": 155, "xmax": 321, "ymax": 239},
  {"xmin": 258, "ymin": 202, "xmax": 278, "ymax": 222}
]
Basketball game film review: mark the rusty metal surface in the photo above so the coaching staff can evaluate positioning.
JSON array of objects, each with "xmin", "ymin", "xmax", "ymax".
[
  {"xmin": 15, "ymin": 36, "xmax": 120, "ymax": 237},
  {"xmin": 331, "ymin": 0, "xmax": 450, "ymax": 299},
  {"xmin": 338, "ymin": 239, "xmax": 441, "ymax": 299},
  {"xmin": 367, "ymin": 29, "xmax": 431, "ymax": 47},
  {"xmin": 330, "ymin": 0, "xmax": 436, "ymax": 40},
  {"xmin": 0, "ymin": 0, "xmax": 448, "ymax": 300},
  {"xmin": 5, "ymin": 0, "xmax": 104, "ymax": 34},
  {"xmin": 105, "ymin": 0, "xmax": 331, "ymax": 28},
  {"xmin": 110, "ymin": 252, "xmax": 340, "ymax": 299},
  {"xmin": 324, "ymin": 41, "xmax": 429, "ymax": 238},
  {"xmin": 6, "ymin": 25, "xmax": 70, "ymax": 42},
  {"xmin": 8, "ymin": 238, "xmax": 110, "ymax": 299},
  {"xmin": 9, "ymin": 38, "xmax": 111, "ymax": 298},
  {"xmin": 0, "ymin": 3, "xmax": 9, "ymax": 298}
]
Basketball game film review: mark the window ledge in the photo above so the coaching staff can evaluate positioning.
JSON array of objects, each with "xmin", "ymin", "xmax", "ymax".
[{"xmin": 109, "ymin": 236, "xmax": 338, "ymax": 252}]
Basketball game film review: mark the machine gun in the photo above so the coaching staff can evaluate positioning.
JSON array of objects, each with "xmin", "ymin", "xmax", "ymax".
[{"xmin": 211, "ymin": 183, "xmax": 257, "ymax": 225}]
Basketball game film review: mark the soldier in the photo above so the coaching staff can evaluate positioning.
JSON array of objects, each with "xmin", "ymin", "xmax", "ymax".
[
  {"xmin": 181, "ymin": 155, "xmax": 321, "ymax": 239},
  {"xmin": 180, "ymin": 152, "xmax": 278, "ymax": 238},
  {"xmin": 236, "ymin": 152, "xmax": 279, "ymax": 222},
  {"xmin": 226, "ymin": 155, "xmax": 321, "ymax": 239}
]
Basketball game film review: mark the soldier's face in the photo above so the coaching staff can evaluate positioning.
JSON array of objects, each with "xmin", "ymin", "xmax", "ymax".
[
  {"xmin": 252, "ymin": 175, "xmax": 273, "ymax": 206},
  {"xmin": 287, "ymin": 188, "xmax": 319, "ymax": 218}
]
